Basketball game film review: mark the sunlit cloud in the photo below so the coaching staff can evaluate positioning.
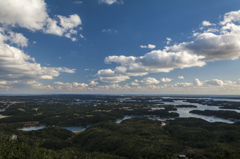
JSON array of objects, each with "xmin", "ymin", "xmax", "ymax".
[
  {"xmin": 98, "ymin": 10, "xmax": 240, "ymax": 83},
  {"xmin": 178, "ymin": 76, "xmax": 184, "ymax": 79},
  {"xmin": 140, "ymin": 77, "xmax": 160, "ymax": 85},
  {"xmin": 98, "ymin": 51, "xmax": 204, "ymax": 83},
  {"xmin": 160, "ymin": 78, "xmax": 172, "ymax": 82},
  {"xmin": 202, "ymin": 21, "xmax": 216, "ymax": 26},
  {"xmin": 0, "ymin": 0, "xmax": 82, "ymax": 41},
  {"xmin": 0, "ymin": 0, "xmax": 78, "ymax": 83},
  {"xmin": 140, "ymin": 44, "xmax": 156, "ymax": 49}
]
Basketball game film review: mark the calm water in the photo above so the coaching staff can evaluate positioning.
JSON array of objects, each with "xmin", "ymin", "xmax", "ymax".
[
  {"xmin": 164, "ymin": 100, "xmax": 239, "ymax": 124},
  {"xmin": 19, "ymin": 98, "xmax": 240, "ymax": 132},
  {"xmin": 115, "ymin": 115, "xmax": 134, "ymax": 123},
  {"xmin": 19, "ymin": 116, "xmax": 174, "ymax": 132},
  {"xmin": 181, "ymin": 97, "xmax": 240, "ymax": 102},
  {"xmin": 20, "ymin": 118, "xmax": 131, "ymax": 132},
  {"xmin": 19, "ymin": 125, "xmax": 91, "ymax": 132},
  {"xmin": 19, "ymin": 126, "xmax": 47, "ymax": 131}
]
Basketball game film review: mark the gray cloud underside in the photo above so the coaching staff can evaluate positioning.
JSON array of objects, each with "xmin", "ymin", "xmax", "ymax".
[
  {"xmin": 0, "ymin": 0, "xmax": 82, "ymax": 41},
  {"xmin": 0, "ymin": 44, "xmax": 75, "ymax": 81},
  {"xmin": 0, "ymin": 0, "xmax": 79, "ymax": 82},
  {"xmin": 98, "ymin": 51, "xmax": 205, "ymax": 83},
  {"xmin": 98, "ymin": 10, "xmax": 240, "ymax": 83}
]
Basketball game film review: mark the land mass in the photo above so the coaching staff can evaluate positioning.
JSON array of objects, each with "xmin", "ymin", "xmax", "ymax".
[{"xmin": 0, "ymin": 95, "xmax": 240, "ymax": 159}]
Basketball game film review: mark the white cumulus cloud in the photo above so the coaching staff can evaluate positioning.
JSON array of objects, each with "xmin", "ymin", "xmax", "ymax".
[
  {"xmin": 98, "ymin": 9, "xmax": 240, "ymax": 83},
  {"xmin": 202, "ymin": 21, "xmax": 215, "ymax": 26},
  {"xmin": 0, "ymin": 43, "xmax": 75, "ymax": 81},
  {"xmin": 160, "ymin": 78, "xmax": 172, "ymax": 82},
  {"xmin": 0, "ymin": 0, "xmax": 48, "ymax": 31},
  {"xmin": 0, "ymin": 0, "xmax": 80, "ymax": 84},
  {"xmin": 53, "ymin": 82, "xmax": 89, "ymax": 91},
  {"xmin": 98, "ymin": 51, "xmax": 205, "ymax": 83},
  {"xmin": 0, "ymin": 0, "xmax": 82, "ymax": 41},
  {"xmin": 89, "ymin": 80, "xmax": 99, "ymax": 86},
  {"xmin": 193, "ymin": 78, "xmax": 203, "ymax": 86},
  {"xmin": 0, "ymin": 28, "xmax": 28, "ymax": 47},
  {"xmin": 178, "ymin": 76, "xmax": 184, "ymax": 79},
  {"xmin": 140, "ymin": 44, "xmax": 156, "ymax": 49},
  {"xmin": 193, "ymin": 78, "xmax": 237, "ymax": 87},
  {"xmin": 140, "ymin": 77, "xmax": 160, "ymax": 85}
]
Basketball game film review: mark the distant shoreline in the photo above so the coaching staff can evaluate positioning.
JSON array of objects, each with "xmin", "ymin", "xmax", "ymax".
[{"xmin": 0, "ymin": 94, "xmax": 239, "ymax": 98}]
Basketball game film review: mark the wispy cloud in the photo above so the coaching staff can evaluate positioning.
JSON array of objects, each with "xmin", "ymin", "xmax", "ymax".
[
  {"xmin": 73, "ymin": 1, "xmax": 83, "ymax": 4},
  {"xmin": 102, "ymin": 29, "xmax": 118, "ymax": 34},
  {"xmin": 99, "ymin": 0, "xmax": 124, "ymax": 5},
  {"xmin": 166, "ymin": 38, "xmax": 172, "ymax": 45}
]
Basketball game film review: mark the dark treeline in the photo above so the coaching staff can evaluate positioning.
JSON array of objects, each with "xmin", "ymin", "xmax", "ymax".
[{"xmin": 190, "ymin": 110, "xmax": 240, "ymax": 121}]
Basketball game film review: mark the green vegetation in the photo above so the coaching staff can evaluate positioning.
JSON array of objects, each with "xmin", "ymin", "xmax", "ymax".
[
  {"xmin": 185, "ymin": 99, "xmax": 240, "ymax": 110},
  {"xmin": 190, "ymin": 110, "xmax": 240, "ymax": 121},
  {"xmin": 0, "ymin": 101, "xmax": 177, "ymax": 127},
  {"xmin": 176, "ymin": 105, "xmax": 197, "ymax": 108},
  {"xmin": 1, "ymin": 95, "xmax": 240, "ymax": 158},
  {"xmin": 1, "ymin": 118, "xmax": 240, "ymax": 158}
]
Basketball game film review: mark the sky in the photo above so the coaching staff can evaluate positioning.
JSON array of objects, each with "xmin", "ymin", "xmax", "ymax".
[{"xmin": 0, "ymin": 0, "xmax": 240, "ymax": 95}]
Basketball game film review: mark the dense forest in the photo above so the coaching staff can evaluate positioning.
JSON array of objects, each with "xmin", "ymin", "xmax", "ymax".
[
  {"xmin": 1, "ymin": 95, "xmax": 240, "ymax": 158},
  {"xmin": 0, "ymin": 101, "xmax": 178, "ymax": 127},
  {"xmin": 1, "ymin": 118, "xmax": 240, "ymax": 158}
]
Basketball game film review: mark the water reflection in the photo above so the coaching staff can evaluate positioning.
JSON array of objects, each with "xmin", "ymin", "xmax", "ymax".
[
  {"xmin": 19, "ymin": 99, "xmax": 240, "ymax": 132},
  {"xmin": 19, "ymin": 125, "xmax": 91, "ymax": 132},
  {"xmin": 62, "ymin": 125, "xmax": 90, "ymax": 132},
  {"xmin": 115, "ymin": 115, "xmax": 134, "ymax": 123},
  {"xmin": 164, "ymin": 100, "xmax": 238, "ymax": 123},
  {"xmin": 19, "ymin": 126, "xmax": 47, "ymax": 131}
]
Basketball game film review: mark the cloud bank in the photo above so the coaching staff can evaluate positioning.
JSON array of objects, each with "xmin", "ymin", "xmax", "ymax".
[
  {"xmin": 0, "ymin": 0, "xmax": 78, "ymax": 83},
  {"xmin": 0, "ymin": 0, "xmax": 82, "ymax": 41},
  {"xmin": 97, "ymin": 10, "xmax": 240, "ymax": 83}
]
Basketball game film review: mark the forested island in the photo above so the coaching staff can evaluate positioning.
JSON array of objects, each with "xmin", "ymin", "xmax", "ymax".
[
  {"xmin": 0, "ymin": 95, "xmax": 240, "ymax": 159},
  {"xmin": 190, "ymin": 110, "xmax": 240, "ymax": 121}
]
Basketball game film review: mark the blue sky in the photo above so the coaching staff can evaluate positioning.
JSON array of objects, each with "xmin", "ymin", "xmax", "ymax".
[{"xmin": 0, "ymin": 0, "xmax": 240, "ymax": 94}]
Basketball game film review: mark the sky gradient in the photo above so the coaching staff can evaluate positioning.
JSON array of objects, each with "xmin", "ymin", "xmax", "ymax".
[{"xmin": 0, "ymin": 0, "xmax": 240, "ymax": 95}]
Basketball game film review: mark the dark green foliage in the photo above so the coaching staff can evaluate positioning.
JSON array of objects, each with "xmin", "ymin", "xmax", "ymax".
[
  {"xmin": 1, "ymin": 117, "xmax": 240, "ymax": 158},
  {"xmin": 0, "ymin": 100, "xmax": 178, "ymax": 127},
  {"xmin": 164, "ymin": 118, "xmax": 240, "ymax": 158},
  {"xmin": 176, "ymin": 105, "xmax": 197, "ymax": 108},
  {"xmin": 73, "ymin": 118, "xmax": 183, "ymax": 159},
  {"xmin": 1, "ymin": 95, "xmax": 240, "ymax": 158},
  {"xmin": 122, "ymin": 108, "xmax": 179, "ymax": 117},
  {"xmin": 190, "ymin": 110, "xmax": 240, "ymax": 120}
]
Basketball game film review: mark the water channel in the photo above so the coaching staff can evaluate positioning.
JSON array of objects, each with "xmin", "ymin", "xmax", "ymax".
[{"xmin": 18, "ymin": 98, "xmax": 240, "ymax": 132}]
